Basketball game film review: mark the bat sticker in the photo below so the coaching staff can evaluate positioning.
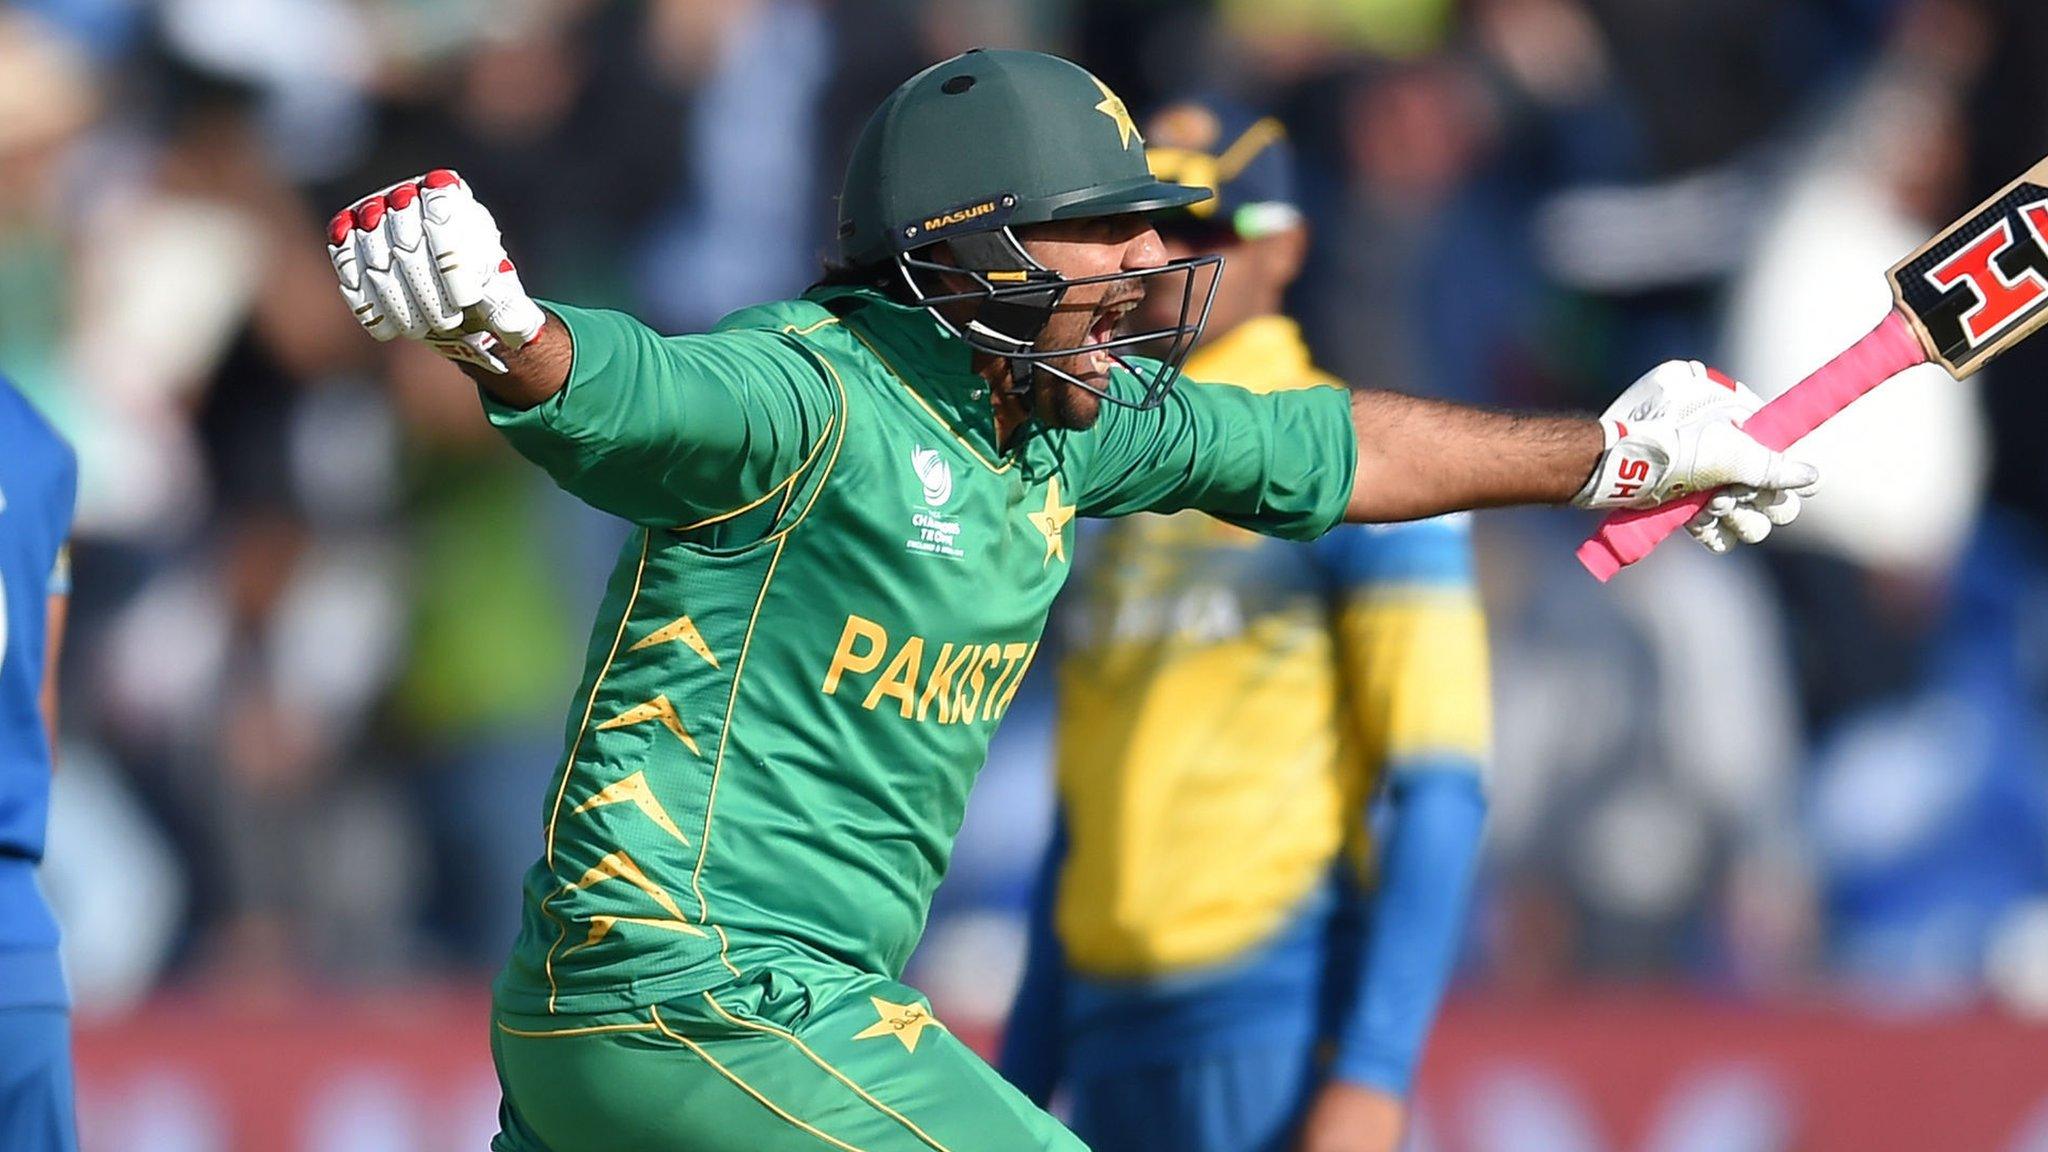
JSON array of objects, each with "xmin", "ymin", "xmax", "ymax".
[{"xmin": 1892, "ymin": 177, "xmax": 2048, "ymax": 375}]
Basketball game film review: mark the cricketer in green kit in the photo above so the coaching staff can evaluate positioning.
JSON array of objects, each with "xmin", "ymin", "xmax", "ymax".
[{"xmin": 327, "ymin": 49, "xmax": 1819, "ymax": 1152}]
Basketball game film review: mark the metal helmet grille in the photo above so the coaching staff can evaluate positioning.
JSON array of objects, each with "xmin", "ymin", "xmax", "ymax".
[{"xmin": 896, "ymin": 227, "xmax": 1222, "ymax": 411}]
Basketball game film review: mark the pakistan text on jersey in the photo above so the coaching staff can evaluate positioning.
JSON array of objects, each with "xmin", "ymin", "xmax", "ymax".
[{"xmin": 821, "ymin": 615, "xmax": 1040, "ymax": 724}]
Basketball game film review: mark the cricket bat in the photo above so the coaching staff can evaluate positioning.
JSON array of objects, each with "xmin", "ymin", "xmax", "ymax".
[{"xmin": 1579, "ymin": 156, "xmax": 2048, "ymax": 581}]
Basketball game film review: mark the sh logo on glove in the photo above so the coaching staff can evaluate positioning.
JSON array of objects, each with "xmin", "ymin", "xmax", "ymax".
[{"xmin": 1573, "ymin": 360, "xmax": 1820, "ymax": 555}]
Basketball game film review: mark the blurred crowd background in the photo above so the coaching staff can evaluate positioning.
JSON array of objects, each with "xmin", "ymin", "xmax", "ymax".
[{"xmin": 10, "ymin": 0, "xmax": 2048, "ymax": 1143}]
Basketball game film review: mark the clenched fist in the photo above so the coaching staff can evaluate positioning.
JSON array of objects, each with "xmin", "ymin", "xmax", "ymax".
[{"xmin": 327, "ymin": 170, "xmax": 546, "ymax": 373}]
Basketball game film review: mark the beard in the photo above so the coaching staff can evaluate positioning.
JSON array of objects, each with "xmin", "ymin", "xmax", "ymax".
[
  {"xmin": 1018, "ymin": 298, "xmax": 1123, "ymax": 430},
  {"xmin": 1031, "ymin": 367, "xmax": 1105, "ymax": 430}
]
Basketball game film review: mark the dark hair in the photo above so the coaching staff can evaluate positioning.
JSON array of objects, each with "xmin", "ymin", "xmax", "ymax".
[{"xmin": 811, "ymin": 258, "xmax": 913, "ymax": 303}]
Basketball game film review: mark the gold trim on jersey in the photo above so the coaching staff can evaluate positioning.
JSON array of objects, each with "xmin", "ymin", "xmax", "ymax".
[
  {"xmin": 685, "ymin": 544, "xmax": 782, "ymax": 983},
  {"xmin": 666, "ymin": 316, "xmax": 842, "ymax": 536},
  {"xmin": 539, "ymin": 531, "xmax": 652, "ymax": 1012},
  {"xmin": 495, "ymin": 1019, "xmax": 661, "ymax": 1039},
  {"xmin": 760, "ymin": 326, "xmax": 854, "ymax": 544},
  {"xmin": 839, "ymin": 324, "xmax": 1014, "ymax": 476},
  {"xmin": 649, "ymin": 1007, "xmax": 874, "ymax": 1152},
  {"xmin": 544, "ymin": 531, "xmax": 651, "ymax": 870},
  {"xmin": 687, "ymin": 325, "xmax": 855, "ymax": 980},
  {"xmin": 670, "ymin": 408, "xmax": 838, "ymax": 535},
  {"xmin": 700, "ymin": 993, "xmax": 956, "ymax": 1152},
  {"xmin": 785, "ymin": 316, "xmax": 841, "ymax": 338},
  {"xmin": 774, "ymin": 462, "xmax": 805, "ymax": 522}
]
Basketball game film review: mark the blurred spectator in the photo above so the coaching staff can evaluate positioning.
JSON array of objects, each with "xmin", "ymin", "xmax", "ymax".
[
  {"xmin": 1723, "ymin": 19, "xmax": 1992, "ymax": 729},
  {"xmin": 1477, "ymin": 519, "xmax": 1812, "ymax": 987},
  {"xmin": 1968, "ymin": 0, "xmax": 2048, "ymax": 532},
  {"xmin": 635, "ymin": 0, "xmax": 830, "ymax": 329},
  {"xmin": 1807, "ymin": 514, "xmax": 2048, "ymax": 1010},
  {"xmin": 385, "ymin": 345, "xmax": 589, "ymax": 969}
]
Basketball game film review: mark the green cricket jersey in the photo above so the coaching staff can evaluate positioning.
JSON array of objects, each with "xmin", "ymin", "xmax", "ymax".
[{"xmin": 484, "ymin": 286, "xmax": 1356, "ymax": 1019}]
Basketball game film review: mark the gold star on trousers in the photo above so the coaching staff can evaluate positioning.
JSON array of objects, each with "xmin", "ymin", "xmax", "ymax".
[
  {"xmin": 1027, "ymin": 476, "xmax": 1075, "ymax": 565},
  {"xmin": 852, "ymin": 997, "xmax": 944, "ymax": 1053}
]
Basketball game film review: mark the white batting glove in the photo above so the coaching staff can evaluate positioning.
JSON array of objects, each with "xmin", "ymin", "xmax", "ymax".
[
  {"xmin": 1573, "ymin": 360, "xmax": 1820, "ymax": 553},
  {"xmin": 327, "ymin": 169, "xmax": 546, "ymax": 373}
]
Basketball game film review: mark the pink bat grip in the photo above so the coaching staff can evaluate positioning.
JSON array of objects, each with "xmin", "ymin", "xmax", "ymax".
[{"xmin": 1576, "ymin": 309, "xmax": 1929, "ymax": 581}]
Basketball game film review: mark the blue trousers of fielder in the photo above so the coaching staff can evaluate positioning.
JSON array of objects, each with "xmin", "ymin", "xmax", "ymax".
[
  {"xmin": 1066, "ymin": 1040, "xmax": 1319, "ymax": 1152},
  {"xmin": 0, "ymin": 1004, "xmax": 77, "ymax": 1152},
  {"xmin": 0, "ymin": 875, "xmax": 81, "ymax": 1152}
]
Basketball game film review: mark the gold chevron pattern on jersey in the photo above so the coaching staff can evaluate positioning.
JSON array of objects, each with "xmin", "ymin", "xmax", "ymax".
[{"xmin": 484, "ymin": 291, "xmax": 1357, "ymax": 1019}]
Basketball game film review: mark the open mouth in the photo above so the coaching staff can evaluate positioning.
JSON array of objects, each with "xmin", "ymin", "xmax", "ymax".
[{"xmin": 1082, "ymin": 300, "xmax": 1138, "ymax": 372}]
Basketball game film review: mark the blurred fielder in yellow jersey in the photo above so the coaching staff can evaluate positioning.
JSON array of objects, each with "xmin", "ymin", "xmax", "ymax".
[{"xmin": 1001, "ymin": 98, "xmax": 1493, "ymax": 1152}]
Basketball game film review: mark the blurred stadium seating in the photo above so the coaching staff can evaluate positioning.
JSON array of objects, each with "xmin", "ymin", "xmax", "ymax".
[{"xmin": 8, "ymin": 0, "xmax": 2048, "ymax": 1146}]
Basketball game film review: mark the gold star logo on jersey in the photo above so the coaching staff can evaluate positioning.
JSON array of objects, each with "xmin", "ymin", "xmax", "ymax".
[
  {"xmin": 852, "ymin": 997, "xmax": 944, "ymax": 1053},
  {"xmin": 1091, "ymin": 77, "xmax": 1140, "ymax": 150},
  {"xmin": 1027, "ymin": 476, "xmax": 1075, "ymax": 566}
]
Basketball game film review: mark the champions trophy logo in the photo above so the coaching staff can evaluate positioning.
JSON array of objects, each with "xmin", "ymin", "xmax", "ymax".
[{"xmin": 911, "ymin": 446, "xmax": 953, "ymax": 508}]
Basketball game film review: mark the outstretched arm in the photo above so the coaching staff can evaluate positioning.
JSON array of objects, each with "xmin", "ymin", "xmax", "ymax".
[
  {"xmin": 1345, "ymin": 390, "xmax": 1599, "ymax": 520},
  {"xmin": 1344, "ymin": 362, "xmax": 1822, "ymax": 550},
  {"xmin": 1080, "ymin": 361, "xmax": 1815, "ymax": 558}
]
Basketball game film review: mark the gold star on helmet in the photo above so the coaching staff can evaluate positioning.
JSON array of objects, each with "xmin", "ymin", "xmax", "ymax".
[{"xmin": 1091, "ymin": 76, "xmax": 1140, "ymax": 150}]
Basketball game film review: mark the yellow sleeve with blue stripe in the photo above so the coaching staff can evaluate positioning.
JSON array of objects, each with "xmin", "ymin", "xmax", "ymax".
[
  {"xmin": 1324, "ymin": 515, "xmax": 1493, "ymax": 789},
  {"xmin": 1320, "ymin": 515, "xmax": 1491, "ymax": 1095}
]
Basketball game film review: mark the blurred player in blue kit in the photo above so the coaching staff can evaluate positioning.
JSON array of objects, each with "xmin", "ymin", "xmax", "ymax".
[
  {"xmin": 0, "ymin": 375, "xmax": 79, "ymax": 1152},
  {"xmin": 1001, "ymin": 99, "xmax": 1491, "ymax": 1152}
]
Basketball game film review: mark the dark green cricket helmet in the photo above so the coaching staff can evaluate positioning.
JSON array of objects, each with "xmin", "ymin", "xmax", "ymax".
[{"xmin": 836, "ymin": 49, "xmax": 1222, "ymax": 411}]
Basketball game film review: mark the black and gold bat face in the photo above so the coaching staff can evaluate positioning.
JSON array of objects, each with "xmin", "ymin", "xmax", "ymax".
[{"xmin": 1891, "ymin": 157, "xmax": 2048, "ymax": 378}]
